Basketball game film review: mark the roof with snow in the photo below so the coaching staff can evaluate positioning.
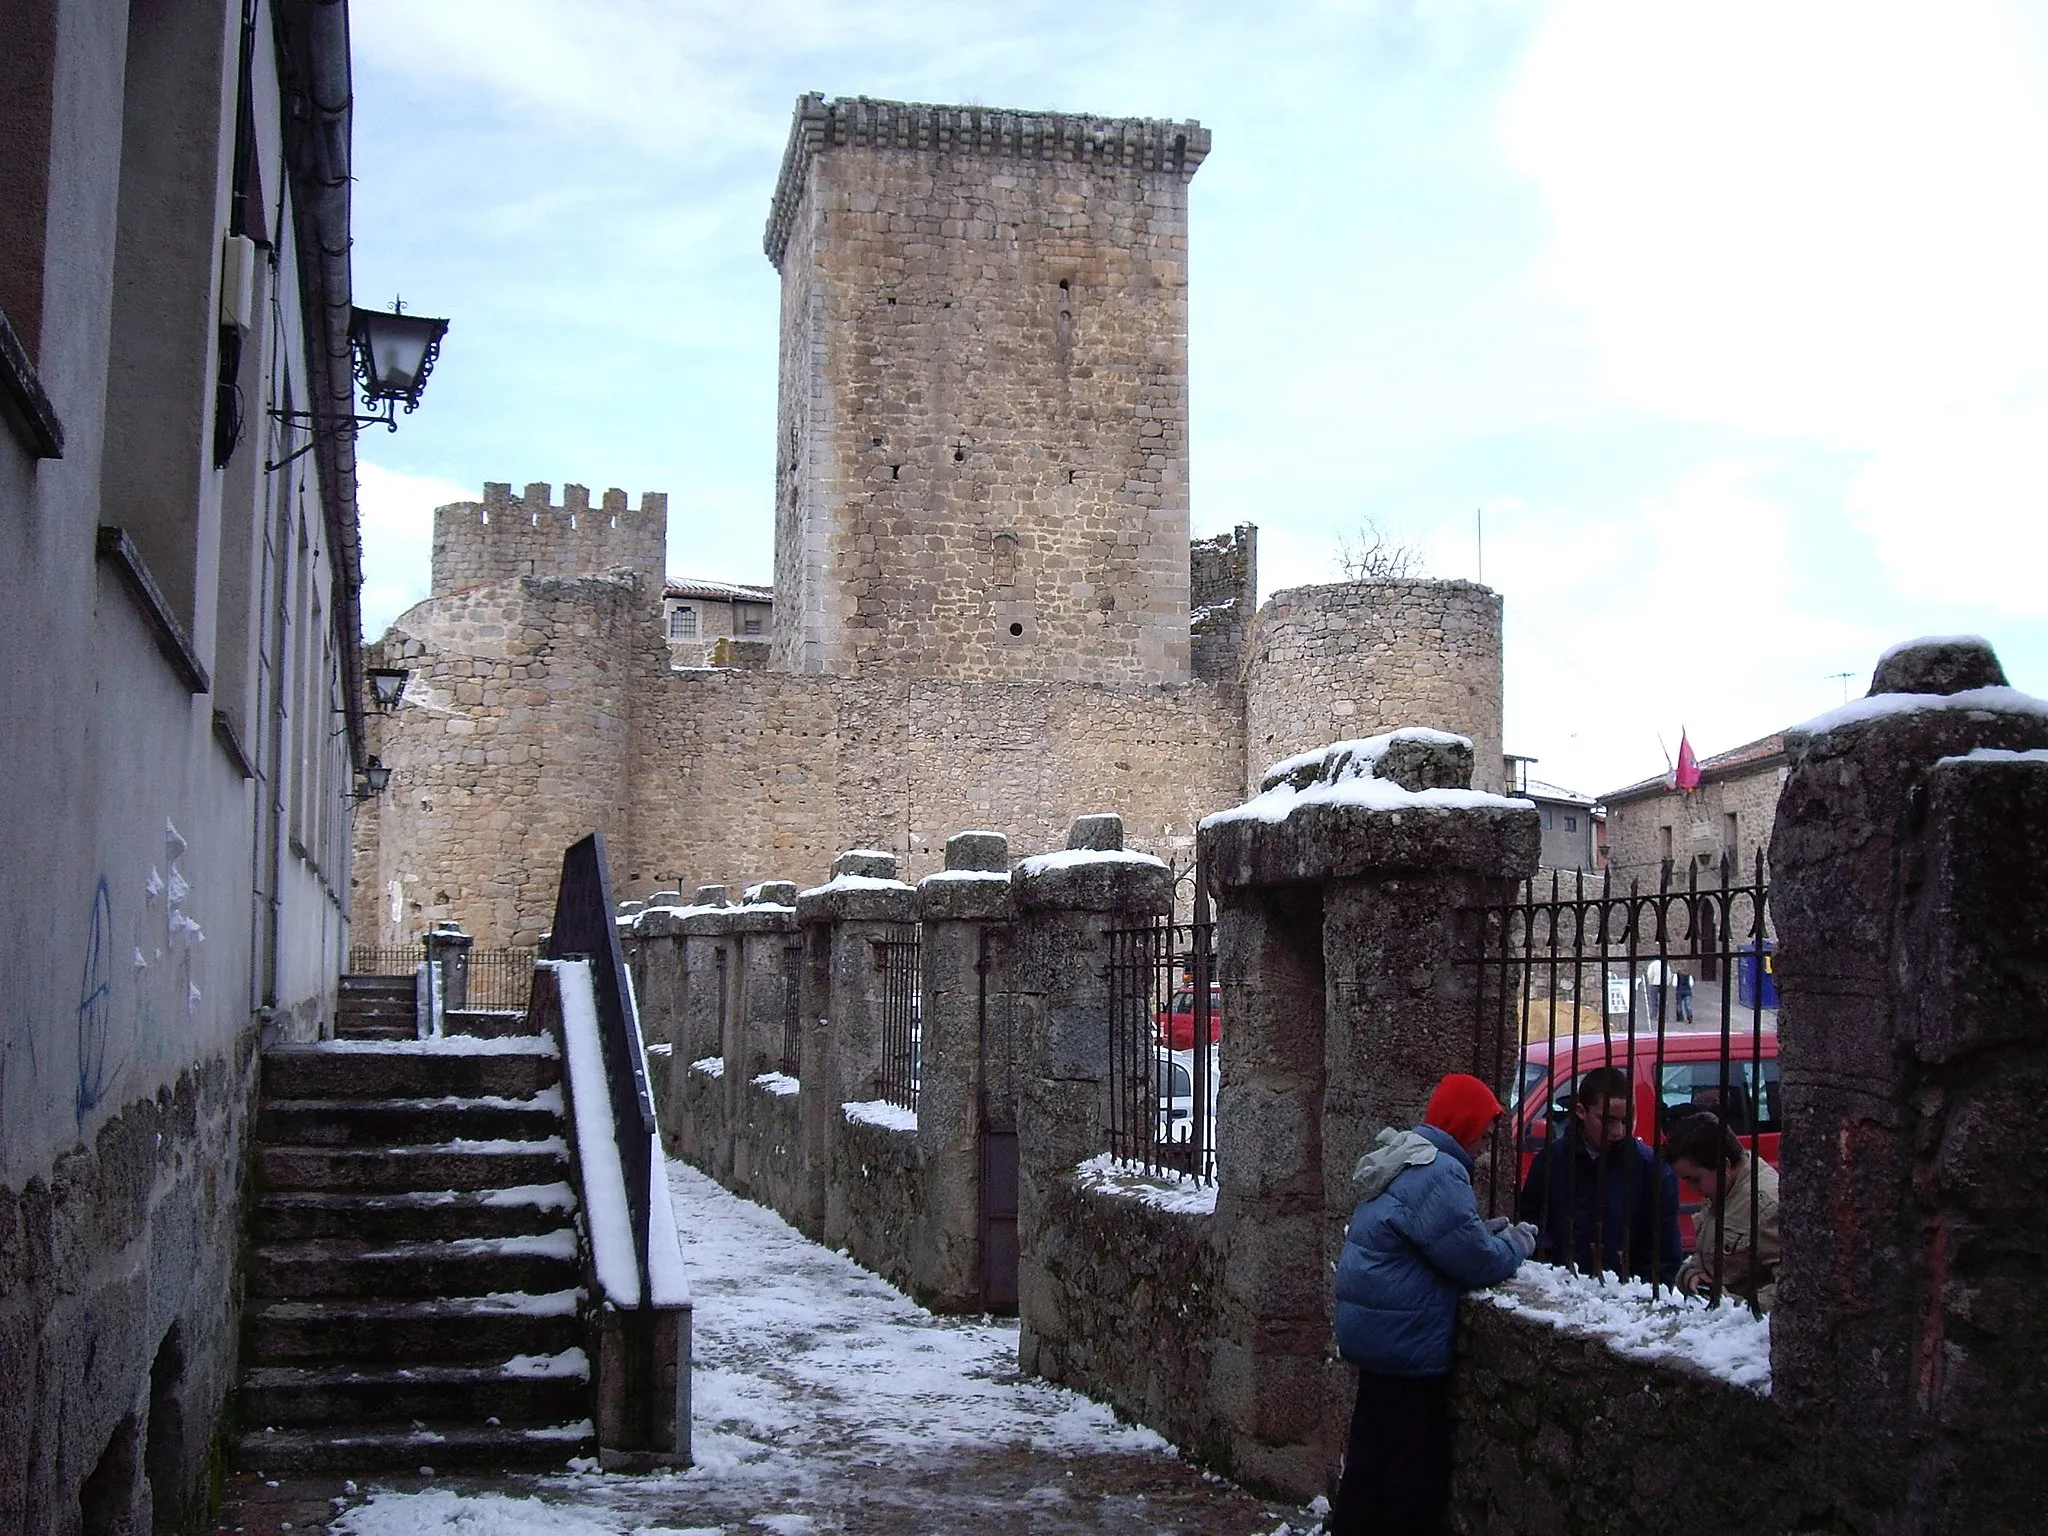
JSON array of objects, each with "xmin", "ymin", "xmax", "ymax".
[
  {"xmin": 1602, "ymin": 732, "xmax": 1786, "ymax": 807},
  {"xmin": 665, "ymin": 577, "xmax": 774, "ymax": 603}
]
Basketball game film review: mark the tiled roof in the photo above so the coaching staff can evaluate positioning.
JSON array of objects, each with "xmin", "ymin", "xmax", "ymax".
[
  {"xmin": 1601, "ymin": 732, "xmax": 1787, "ymax": 805},
  {"xmin": 665, "ymin": 578, "xmax": 774, "ymax": 603}
]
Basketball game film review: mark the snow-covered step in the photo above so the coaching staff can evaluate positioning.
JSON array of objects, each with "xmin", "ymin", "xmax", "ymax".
[
  {"xmin": 240, "ymin": 1349, "xmax": 590, "ymax": 1426},
  {"xmin": 256, "ymin": 1136, "xmax": 569, "ymax": 1194},
  {"xmin": 248, "ymin": 1230, "xmax": 582, "ymax": 1299},
  {"xmin": 253, "ymin": 1183, "xmax": 577, "ymax": 1244},
  {"xmin": 256, "ymin": 1089, "xmax": 563, "ymax": 1147},
  {"xmin": 244, "ymin": 1291, "xmax": 586, "ymax": 1364},
  {"xmin": 238, "ymin": 1417, "xmax": 596, "ymax": 1474},
  {"xmin": 262, "ymin": 1037, "xmax": 561, "ymax": 1100},
  {"xmin": 335, "ymin": 974, "xmax": 417, "ymax": 1040}
]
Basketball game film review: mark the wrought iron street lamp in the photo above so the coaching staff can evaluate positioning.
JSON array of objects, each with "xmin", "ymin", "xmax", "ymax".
[
  {"xmin": 366, "ymin": 666, "xmax": 410, "ymax": 711},
  {"xmin": 267, "ymin": 298, "xmax": 449, "ymax": 471},
  {"xmin": 351, "ymin": 755, "xmax": 392, "ymax": 801}
]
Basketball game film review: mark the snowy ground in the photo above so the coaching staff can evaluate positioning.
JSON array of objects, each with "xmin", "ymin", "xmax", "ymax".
[{"xmin": 220, "ymin": 1160, "xmax": 1314, "ymax": 1535}]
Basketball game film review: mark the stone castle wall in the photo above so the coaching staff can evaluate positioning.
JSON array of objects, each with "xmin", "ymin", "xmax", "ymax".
[
  {"xmin": 1245, "ymin": 579, "xmax": 1504, "ymax": 793},
  {"xmin": 1190, "ymin": 524, "xmax": 1257, "ymax": 683},
  {"xmin": 1605, "ymin": 762, "xmax": 1786, "ymax": 890},
  {"xmin": 431, "ymin": 481, "xmax": 668, "ymax": 601},
  {"xmin": 768, "ymin": 96, "xmax": 1207, "ymax": 683},
  {"xmin": 354, "ymin": 570, "xmax": 660, "ymax": 947}
]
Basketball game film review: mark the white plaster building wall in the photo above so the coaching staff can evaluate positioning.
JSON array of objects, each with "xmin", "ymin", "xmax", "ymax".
[{"xmin": 0, "ymin": 2, "xmax": 361, "ymax": 1527}]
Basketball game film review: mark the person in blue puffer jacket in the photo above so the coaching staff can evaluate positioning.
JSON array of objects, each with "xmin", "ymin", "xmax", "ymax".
[{"xmin": 1327, "ymin": 1073, "xmax": 1537, "ymax": 1536}]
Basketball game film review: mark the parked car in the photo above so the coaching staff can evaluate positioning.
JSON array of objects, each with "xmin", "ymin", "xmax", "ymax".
[
  {"xmin": 1157, "ymin": 984, "xmax": 1222, "ymax": 1051},
  {"xmin": 1156, "ymin": 1044, "xmax": 1220, "ymax": 1147},
  {"xmin": 1511, "ymin": 1028, "xmax": 1780, "ymax": 1247}
]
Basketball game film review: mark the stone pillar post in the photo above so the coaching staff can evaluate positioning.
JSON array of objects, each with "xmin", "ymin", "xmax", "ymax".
[
  {"xmin": 1198, "ymin": 732, "xmax": 1538, "ymax": 1498},
  {"xmin": 423, "ymin": 921, "xmax": 473, "ymax": 1011},
  {"xmin": 1012, "ymin": 814, "xmax": 1173, "ymax": 1380},
  {"xmin": 1769, "ymin": 638, "xmax": 2048, "ymax": 1530},
  {"xmin": 721, "ymin": 884, "xmax": 801, "ymax": 1200},
  {"xmin": 632, "ymin": 906, "xmax": 686, "ymax": 1050},
  {"xmin": 680, "ymin": 889, "xmax": 740, "ymax": 1182},
  {"xmin": 914, "ymin": 832, "xmax": 1015, "ymax": 1311},
  {"xmin": 795, "ymin": 851, "xmax": 917, "ymax": 1252}
]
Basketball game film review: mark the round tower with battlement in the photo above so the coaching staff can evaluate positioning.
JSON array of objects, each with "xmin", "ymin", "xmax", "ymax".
[
  {"xmin": 430, "ymin": 480, "xmax": 668, "ymax": 604},
  {"xmin": 1244, "ymin": 580, "xmax": 1505, "ymax": 795}
]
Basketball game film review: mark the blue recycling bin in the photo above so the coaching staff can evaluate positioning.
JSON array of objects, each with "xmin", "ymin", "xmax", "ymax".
[{"xmin": 1737, "ymin": 939, "xmax": 1779, "ymax": 1010}]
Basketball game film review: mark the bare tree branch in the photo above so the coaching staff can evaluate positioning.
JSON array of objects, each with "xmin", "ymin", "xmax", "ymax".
[{"xmin": 1335, "ymin": 518, "xmax": 1425, "ymax": 580}]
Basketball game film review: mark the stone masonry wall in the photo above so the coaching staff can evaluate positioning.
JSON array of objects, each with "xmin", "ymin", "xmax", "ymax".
[
  {"xmin": 630, "ymin": 669, "xmax": 1246, "ymax": 905},
  {"xmin": 1450, "ymin": 1302, "xmax": 1806, "ymax": 1535},
  {"xmin": 0, "ymin": 1033, "xmax": 257, "ymax": 1533},
  {"xmin": 353, "ymin": 572, "xmax": 661, "ymax": 946},
  {"xmin": 1605, "ymin": 763, "xmax": 1786, "ymax": 891},
  {"xmin": 1190, "ymin": 524, "xmax": 1257, "ymax": 684},
  {"xmin": 431, "ymin": 482, "xmax": 667, "ymax": 604},
  {"xmin": 1244, "ymin": 580, "xmax": 1504, "ymax": 793},
  {"xmin": 768, "ymin": 96, "xmax": 1207, "ymax": 684}
]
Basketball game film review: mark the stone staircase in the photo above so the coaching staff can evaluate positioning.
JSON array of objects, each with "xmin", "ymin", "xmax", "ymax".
[
  {"xmin": 236, "ymin": 1024, "xmax": 598, "ymax": 1472},
  {"xmin": 334, "ymin": 972, "xmax": 419, "ymax": 1039}
]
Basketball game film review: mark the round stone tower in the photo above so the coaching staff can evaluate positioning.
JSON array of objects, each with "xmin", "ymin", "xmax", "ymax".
[{"xmin": 1243, "ymin": 580, "xmax": 1505, "ymax": 794}]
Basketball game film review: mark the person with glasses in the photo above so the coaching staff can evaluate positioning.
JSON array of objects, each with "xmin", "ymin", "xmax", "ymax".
[{"xmin": 1516, "ymin": 1065, "xmax": 1683, "ymax": 1285}]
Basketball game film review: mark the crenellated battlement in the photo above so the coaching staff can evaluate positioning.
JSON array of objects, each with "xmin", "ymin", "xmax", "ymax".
[
  {"xmin": 431, "ymin": 480, "xmax": 669, "ymax": 599},
  {"xmin": 766, "ymin": 93, "xmax": 1210, "ymax": 268}
]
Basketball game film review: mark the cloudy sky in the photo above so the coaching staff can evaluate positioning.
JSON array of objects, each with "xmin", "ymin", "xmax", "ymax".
[{"xmin": 348, "ymin": 0, "xmax": 2048, "ymax": 796}]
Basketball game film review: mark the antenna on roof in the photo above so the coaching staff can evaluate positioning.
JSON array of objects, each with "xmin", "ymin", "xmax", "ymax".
[{"xmin": 1826, "ymin": 670, "xmax": 1854, "ymax": 705}]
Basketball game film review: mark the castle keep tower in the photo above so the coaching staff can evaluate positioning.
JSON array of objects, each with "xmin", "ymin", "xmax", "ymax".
[{"xmin": 765, "ymin": 95, "xmax": 1209, "ymax": 683}]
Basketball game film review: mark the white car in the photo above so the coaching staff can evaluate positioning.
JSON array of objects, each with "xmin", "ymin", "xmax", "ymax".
[{"xmin": 1156, "ymin": 1044, "xmax": 1220, "ymax": 1146}]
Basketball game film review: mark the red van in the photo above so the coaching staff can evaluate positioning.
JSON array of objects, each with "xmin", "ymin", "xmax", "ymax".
[
  {"xmin": 1512, "ymin": 1028, "xmax": 1780, "ymax": 1243},
  {"xmin": 1156, "ymin": 983, "xmax": 1222, "ymax": 1052}
]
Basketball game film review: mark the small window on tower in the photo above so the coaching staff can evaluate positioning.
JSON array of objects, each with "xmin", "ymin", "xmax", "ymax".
[{"xmin": 670, "ymin": 606, "xmax": 698, "ymax": 640}]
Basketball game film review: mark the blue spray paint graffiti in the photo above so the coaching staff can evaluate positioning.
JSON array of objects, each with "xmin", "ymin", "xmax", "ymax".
[{"xmin": 76, "ymin": 876, "xmax": 119, "ymax": 1125}]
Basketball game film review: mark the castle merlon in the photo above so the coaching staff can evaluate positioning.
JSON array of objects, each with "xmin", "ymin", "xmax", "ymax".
[
  {"xmin": 476, "ymin": 481, "xmax": 669, "ymax": 520},
  {"xmin": 765, "ymin": 92, "xmax": 1211, "ymax": 268}
]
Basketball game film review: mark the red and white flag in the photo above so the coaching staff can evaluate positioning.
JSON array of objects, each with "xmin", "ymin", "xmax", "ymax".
[{"xmin": 1674, "ymin": 729, "xmax": 1701, "ymax": 793}]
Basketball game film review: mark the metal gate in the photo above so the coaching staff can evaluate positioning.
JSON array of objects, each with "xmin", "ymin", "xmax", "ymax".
[{"xmin": 976, "ymin": 926, "xmax": 1018, "ymax": 1312}]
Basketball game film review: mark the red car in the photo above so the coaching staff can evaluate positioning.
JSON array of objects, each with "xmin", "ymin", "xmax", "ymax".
[
  {"xmin": 1156, "ymin": 984, "xmax": 1222, "ymax": 1052},
  {"xmin": 1512, "ymin": 1028, "xmax": 1780, "ymax": 1244}
]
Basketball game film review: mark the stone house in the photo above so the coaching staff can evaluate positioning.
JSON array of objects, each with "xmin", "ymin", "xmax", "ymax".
[
  {"xmin": 1503, "ymin": 760, "xmax": 1601, "ymax": 873},
  {"xmin": 663, "ymin": 577, "xmax": 774, "ymax": 667},
  {"xmin": 1602, "ymin": 732, "xmax": 1787, "ymax": 891},
  {"xmin": 1, "ymin": 3, "xmax": 374, "ymax": 1528},
  {"xmin": 352, "ymin": 98, "xmax": 1509, "ymax": 949}
]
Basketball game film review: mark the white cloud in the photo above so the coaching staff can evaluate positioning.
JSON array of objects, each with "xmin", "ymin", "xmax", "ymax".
[
  {"xmin": 356, "ymin": 461, "xmax": 475, "ymax": 638},
  {"xmin": 1502, "ymin": 0, "xmax": 2048, "ymax": 447}
]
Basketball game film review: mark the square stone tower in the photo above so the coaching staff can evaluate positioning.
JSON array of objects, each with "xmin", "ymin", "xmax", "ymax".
[{"xmin": 765, "ymin": 95, "xmax": 1209, "ymax": 683}]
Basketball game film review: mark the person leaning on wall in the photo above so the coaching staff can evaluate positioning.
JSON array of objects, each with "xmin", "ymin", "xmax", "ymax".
[
  {"xmin": 1516, "ymin": 1064, "xmax": 1683, "ymax": 1285},
  {"xmin": 1665, "ymin": 1110, "xmax": 1781, "ymax": 1312},
  {"xmin": 1326, "ymin": 1073, "xmax": 1537, "ymax": 1536}
]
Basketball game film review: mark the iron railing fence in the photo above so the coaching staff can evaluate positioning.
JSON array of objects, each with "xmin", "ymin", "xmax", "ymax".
[
  {"xmin": 780, "ymin": 942, "xmax": 804, "ymax": 1078},
  {"xmin": 468, "ymin": 948, "xmax": 537, "ymax": 1012},
  {"xmin": 1105, "ymin": 907, "xmax": 1218, "ymax": 1185},
  {"xmin": 347, "ymin": 944, "xmax": 425, "ymax": 976},
  {"xmin": 875, "ymin": 925, "xmax": 920, "ymax": 1111},
  {"xmin": 347, "ymin": 944, "xmax": 536, "ymax": 1013},
  {"xmin": 1458, "ymin": 854, "xmax": 1777, "ymax": 1314}
]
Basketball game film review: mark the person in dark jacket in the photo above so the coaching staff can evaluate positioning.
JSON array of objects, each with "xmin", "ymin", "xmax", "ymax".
[
  {"xmin": 1329, "ymin": 1073, "xmax": 1536, "ymax": 1536},
  {"xmin": 1516, "ymin": 1065, "xmax": 1683, "ymax": 1285}
]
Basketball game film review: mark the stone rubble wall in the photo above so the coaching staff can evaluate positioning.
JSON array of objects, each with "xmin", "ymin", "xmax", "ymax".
[
  {"xmin": 1605, "ymin": 762, "xmax": 1786, "ymax": 893},
  {"xmin": 1190, "ymin": 524, "xmax": 1258, "ymax": 684},
  {"xmin": 0, "ymin": 1035, "xmax": 258, "ymax": 1533},
  {"xmin": 1245, "ymin": 579, "xmax": 1504, "ymax": 794},
  {"xmin": 354, "ymin": 572, "xmax": 658, "ymax": 947}
]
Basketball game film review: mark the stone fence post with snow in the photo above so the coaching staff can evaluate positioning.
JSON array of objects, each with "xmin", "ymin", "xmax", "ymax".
[
  {"xmin": 1011, "ymin": 814, "xmax": 1173, "ymax": 1381},
  {"xmin": 794, "ymin": 850, "xmax": 919, "ymax": 1254},
  {"xmin": 1769, "ymin": 636, "xmax": 2048, "ymax": 1531},
  {"xmin": 915, "ymin": 831, "xmax": 1017, "ymax": 1312},
  {"xmin": 1197, "ymin": 731, "xmax": 1538, "ymax": 1497},
  {"xmin": 720, "ymin": 885, "xmax": 800, "ymax": 1203}
]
